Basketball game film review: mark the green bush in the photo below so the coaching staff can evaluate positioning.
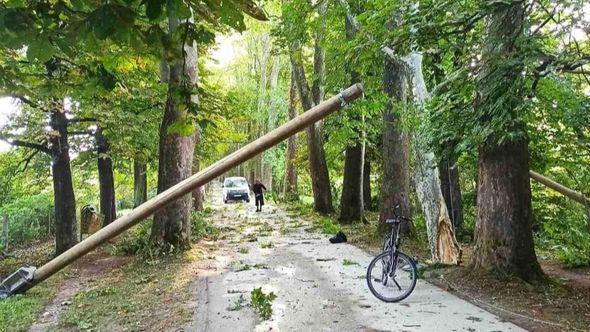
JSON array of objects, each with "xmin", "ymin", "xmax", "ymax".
[
  {"xmin": 0, "ymin": 192, "xmax": 54, "ymax": 250},
  {"xmin": 191, "ymin": 211, "xmax": 220, "ymax": 241}
]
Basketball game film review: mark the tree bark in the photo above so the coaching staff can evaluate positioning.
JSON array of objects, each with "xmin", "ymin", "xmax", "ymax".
[
  {"xmin": 49, "ymin": 103, "xmax": 78, "ymax": 255},
  {"xmin": 379, "ymin": 58, "xmax": 412, "ymax": 235},
  {"xmin": 284, "ymin": 69, "xmax": 299, "ymax": 200},
  {"xmin": 438, "ymin": 154, "xmax": 463, "ymax": 231},
  {"xmin": 288, "ymin": 1, "xmax": 333, "ymax": 214},
  {"xmin": 405, "ymin": 53, "xmax": 461, "ymax": 265},
  {"xmin": 339, "ymin": 3, "xmax": 365, "ymax": 224},
  {"xmin": 192, "ymin": 128, "xmax": 204, "ymax": 211},
  {"xmin": 471, "ymin": 1, "xmax": 543, "ymax": 280},
  {"xmin": 151, "ymin": 14, "xmax": 197, "ymax": 249},
  {"xmin": 363, "ymin": 160, "xmax": 371, "ymax": 210},
  {"xmin": 339, "ymin": 144, "xmax": 363, "ymax": 224},
  {"xmin": 95, "ymin": 127, "xmax": 116, "ymax": 226},
  {"xmin": 133, "ymin": 160, "xmax": 148, "ymax": 208}
]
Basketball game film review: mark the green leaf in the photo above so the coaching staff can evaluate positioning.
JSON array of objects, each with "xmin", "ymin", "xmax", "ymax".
[
  {"xmin": 145, "ymin": 0, "xmax": 165, "ymax": 21},
  {"xmin": 167, "ymin": 118, "xmax": 195, "ymax": 136},
  {"xmin": 26, "ymin": 36, "xmax": 55, "ymax": 63}
]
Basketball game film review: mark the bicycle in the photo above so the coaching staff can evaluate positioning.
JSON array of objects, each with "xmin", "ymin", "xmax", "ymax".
[{"xmin": 366, "ymin": 206, "xmax": 417, "ymax": 302}]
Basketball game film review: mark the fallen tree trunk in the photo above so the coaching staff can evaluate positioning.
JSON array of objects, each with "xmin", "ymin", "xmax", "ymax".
[{"xmin": 529, "ymin": 171, "xmax": 590, "ymax": 207}]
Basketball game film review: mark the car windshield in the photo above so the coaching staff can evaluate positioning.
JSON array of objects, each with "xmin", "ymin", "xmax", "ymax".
[{"xmin": 224, "ymin": 178, "xmax": 247, "ymax": 188}]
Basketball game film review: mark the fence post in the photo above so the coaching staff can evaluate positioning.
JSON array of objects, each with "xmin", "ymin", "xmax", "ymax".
[{"xmin": 2, "ymin": 215, "xmax": 8, "ymax": 251}]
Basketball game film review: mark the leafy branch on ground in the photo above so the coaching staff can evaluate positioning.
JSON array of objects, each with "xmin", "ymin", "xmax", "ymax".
[{"xmin": 250, "ymin": 287, "xmax": 276, "ymax": 320}]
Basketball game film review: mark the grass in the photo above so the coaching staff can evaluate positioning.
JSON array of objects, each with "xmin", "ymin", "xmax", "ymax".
[
  {"xmin": 0, "ymin": 240, "xmax": 66, "ymax": 332},
  {"xmin": 238, "ymin": 247, "xmax": 249, "ymax": 254}
]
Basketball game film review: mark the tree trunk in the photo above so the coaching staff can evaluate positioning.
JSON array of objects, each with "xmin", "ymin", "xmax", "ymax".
[
  {"xmin": 288, "ymin": 1, "xmax": 333, "ymax": 214},
  {"xmin": 284, "ymin": 70, "xmax": 299, "ymax": 200},
  {"xmin": 379, "ymin": 58, "xmax": 412, "ymax": 234},
  {"xmin": 49, "ymin": 104, "xmax": 78, "ymax": 255},
  {"xmin": 192, "ymin": 128, "xmax": 204, "ymax": 211},
  {"xmin": 151, "ymin": 15, "xmax": 197, "ymax": 249},
  {"xmin": 133, "ymin": 160, "xmax": 148, "ymax": 208},
  {"xmin": 95, "ymin": 127, "xmax": 116, "ymax": 226},
  {"xmin": 339, "ymin": 5, "xmax": 365, "ymax": 224},
  {"xmin": 405, "ymin": 53, "xmax": 461, "ymax": 264},
  {"xmin": 339, "ymin": 144, "xmax": 363, "ymax": 224},
  {"xmin": 471, "ymin": 1, "xmax": 543, "ymax": 280},
  {"xmin": 363, "ymin": 160, "xmax": 371, "ymax": 210},
  {"xmin": 438, "ymin": 154, "xmax": 463, "ymax": 231}
]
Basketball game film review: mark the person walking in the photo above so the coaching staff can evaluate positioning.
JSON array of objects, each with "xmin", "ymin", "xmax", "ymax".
[{"xmin": 252, "ymin": 179, "xmax": 267, "ymax": 212}]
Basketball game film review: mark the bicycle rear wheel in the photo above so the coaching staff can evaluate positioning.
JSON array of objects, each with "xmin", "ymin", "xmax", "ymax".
[{"xmin": 366, "ymin": 250, "xmax": 417, "ymax": 302}]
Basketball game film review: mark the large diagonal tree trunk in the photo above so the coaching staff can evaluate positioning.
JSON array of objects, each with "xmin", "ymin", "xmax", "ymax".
[
  {"xmin": 288, "ymin": 0, "xmax": 333, "ymax": 214},
  {"xmin": 49, "ymin": 102, "xmax": 78, "ymax": 255},
  {"xmin": 133, "ymin": 160, "xmax": 147, "ymax": 208},
  {"xmin": 151, "ymin": 15, "xmax": 197, "ymax": 249},
  {"xmin": 95, "ymin": 126, "xmax": 116, "ymax": 226},
  {"xmin": 379, "ymin": 58, "xmax": 412, "ymax": 235},
  {"xmin": 471, "ymin": 1, "xmax": 543, "ymax": 281},
  {"xmin": 404, "ymin": 53, "xmax": 461, "ymax": 264}
]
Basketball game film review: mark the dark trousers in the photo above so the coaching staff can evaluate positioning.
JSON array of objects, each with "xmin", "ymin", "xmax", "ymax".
[{"xmin": 255, "ymin": 194, "xmax": 264, "ymax": 210}]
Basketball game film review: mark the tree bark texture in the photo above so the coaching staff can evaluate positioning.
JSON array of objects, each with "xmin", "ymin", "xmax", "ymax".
[
  {"xmin": 471, "ymin": 1, "xmax": 543, "ymax": 280},
  {"xmin": 151, "ymin": 15, "xmax": 197, "ymax": 249},
  {"xmin": 363, "ymin": 160, "xmax": 372, "ymax": 210},
  {"xmin": 438, "ymin": 154, "xmax": 463, "ymax": 231},
  {"xmin": 192, "ymin": 127, "xmax": 204, "ymax": 211},
  {"xmin": 379, "ymin": 58, "xmax": 412, "ymax": 235},
  {"xmin": 133, "ymin": 160, "xmax": 148, "ymax": 208},
  {"xmin": 95, "ymin": 127, "xmax": 117, "ymax": 226},
  {"xmin": 49, "ymin": 104, "xmax": 78, "ymax": 255},
  {"xmin": 405, "ymin": 53, "xmax": 461, "ymax": 265}
]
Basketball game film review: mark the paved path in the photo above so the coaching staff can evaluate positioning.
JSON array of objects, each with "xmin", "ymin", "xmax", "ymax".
[{"xmin": 187, "ymin": 186, "xmax": 525, "ymax": 332}]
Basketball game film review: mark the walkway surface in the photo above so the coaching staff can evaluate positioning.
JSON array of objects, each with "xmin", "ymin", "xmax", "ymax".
[{"xmin": 185, "ymin": 185, "xmax": 525, "ymax": 332}]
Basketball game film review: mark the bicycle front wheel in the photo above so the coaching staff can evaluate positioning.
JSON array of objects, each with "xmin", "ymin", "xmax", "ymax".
[{"xmin": 366, "ymin": 250, "xmax": 417, "ymax": 302}]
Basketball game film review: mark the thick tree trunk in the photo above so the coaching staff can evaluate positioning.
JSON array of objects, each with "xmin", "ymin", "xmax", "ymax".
[
  {"xmin": 288, "ymin": 1, "xmax": 333, "ymax": 214},
  {"xmin": 339, "ymin": 144, "xmax": 363, "ymax": 224},
  {"xmin": 379, "ymin": 58, "xmax": 412, "ymax": 234},
  {"xmin": 49, "ymin": 105, "xmax": 78, "ymax": 255},
  {"xmin": 363, "ymin": 160, "xmax": 371, "ymax": 210},
  {"xmin": 472, "ymin": 1, "xmax": 543, "ymax": 280},
  {"xmin": 439, "ymin": 154, "xmax": 463, "ymax": 231},
  {"xmin": 151, "ymin": 15, "xmax": 197, "ymax": 249},
  {"xmin": 133, "ymin": 160, "xmax": 148, "ymax": 208},
  {"xmin": 95, "ymin": 127, "xmax": 116, "ymax": 226},
  {"xmin": 474, "ymin": 139, "xmax": 542, "ymax": 279},
  {"xmin": 284, "ymin": 70, "xmax": 299, "ymax": 200},
  {"xmin": 405, "ymin": 53, "xmax": 461, "ymax": 264}
]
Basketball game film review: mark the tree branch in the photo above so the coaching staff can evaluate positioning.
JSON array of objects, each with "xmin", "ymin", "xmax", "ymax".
[
  {"xmin": 0, "ymin": 137, "xmax": 52, "ymax": 155},
  {"xmin": 68, "ymin": 117, "xmax": 97, "ymax": 124}
]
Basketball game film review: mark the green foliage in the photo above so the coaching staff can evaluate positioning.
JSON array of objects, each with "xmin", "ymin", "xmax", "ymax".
[
  {"xmin": 191, "ymin": 210, "xmax": 221, "ymax": 241},
  {"xmin": 0, "ymin": 192, "xmax": 54, "ymax": 249},
  {"xmin": 0, "ymin": 295, "xmax": 43, "ymax": 332},
  {"xmin": 342, "ymin": 258, "xmax": 359, "ymax": 266},
  {"xmin": 250, "ymin": 287, "xmax": 276, "ymax": 320}
]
